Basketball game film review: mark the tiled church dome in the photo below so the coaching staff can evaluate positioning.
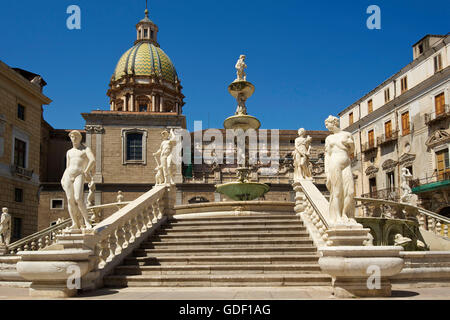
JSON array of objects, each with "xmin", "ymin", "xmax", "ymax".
[{"xmin": 113, "ymin": 42, "xmax": 178, "ymax": 83}]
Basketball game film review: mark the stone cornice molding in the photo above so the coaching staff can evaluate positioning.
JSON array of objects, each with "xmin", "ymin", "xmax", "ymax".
[{"xmin": 425, "ymin": 129, "xmax": 450, "ymax": 149}]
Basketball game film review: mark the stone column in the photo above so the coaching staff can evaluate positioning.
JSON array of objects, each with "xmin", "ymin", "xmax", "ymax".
[
  {"xmin": 122, "ymin": 96, "xmax": 127, "ymax": 112},
  {"xmin": 152, "ymin": 95, "xmax": 156, "ymax": 112},
  {"xmin": 159, "ymin": 96, "xmax": 164, "ymax": 112},
  {"xmin": 130, "ymin": 94, "xmax": 135, "ymax": 112}
]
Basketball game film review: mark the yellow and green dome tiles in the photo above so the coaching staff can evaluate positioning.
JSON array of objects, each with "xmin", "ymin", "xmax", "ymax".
[{"xmin": 113, "ymin": 42, "xmax": 177, "ymax": 83}]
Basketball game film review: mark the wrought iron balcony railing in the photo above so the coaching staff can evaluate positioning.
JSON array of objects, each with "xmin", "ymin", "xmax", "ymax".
[
  {"xmin": 10, "ymin": 165, "xmax": 33, "ymax": 180},
  {"xmin": 361, "ymin": 187, "xmax": 400, "ymax": 202},
  {"xmin": 424, "ymin": 104, "xmax": 450, "ymax": 125},
  {"xmin": 361, "ymin": 141, "xmax": 377, "ymax": 153},
  {"xmin": 377, "ymin": 131, "xmax": 399, "ymax": 146}
]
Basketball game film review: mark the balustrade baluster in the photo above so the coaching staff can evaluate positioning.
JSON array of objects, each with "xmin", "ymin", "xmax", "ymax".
[
  {"xmin": 144, "ymin": 206, "xmax": 152, "ymax": 229},
  {"xmin": 106, "ymin": 232, "xmax": 117, "ymax": 263},
  {"xmin": 428, "ymin": 218, "xmax": 436, "ymax": 232},
  {"xmin": 129, "ymin": 217, "xmax": 138, "ymax": 244},
  {"xmin": 418, "ymin": 214, "xmax": 425, "ymax": 229},
  {"xmin": 136, "ymin": 212, "xmax": 144, "ymax": 237},
  {"xmin": 115, "ymin": 225, "xmax": 126, "ymax": 255},
  {"xmin": 37, "ymin": 238, "xmax": 44, "ymax": 250},
  {"xmin": 436, "ymin": 222, "xmax": 442, "ymax": 235},
  {"xmin": 152, "ymin": 203, "xmax": 158, "ymax": 223},
  {"xmin": 138, "ymin": 211, "xmax": 147, "ymax": 234},
  {"xmin": 97, "ymin": 238, "xmax": 109, "ymax": 269},
  {"xmin": 45, "ymin": 235, "xmax": 51, "ymax": 247},
  {"xmin": 444, "ymin": 225, "xmax": 448, "ymax": 238},
  {"xmin": 24, "ymin": 244, "xmax": 29, "ymax": 251},
  {"xmin": 157, "ymin": 199, "xmax": 163, "ymax": 219},
  {"xmin": 122, "ymin": 222, "xmax": 131, "ymax": 249}
]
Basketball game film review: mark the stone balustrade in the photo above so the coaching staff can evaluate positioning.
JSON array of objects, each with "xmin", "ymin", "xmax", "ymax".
[{"xmin": 17, "ymin": 185, "xmax": 175, "ymax": 297}]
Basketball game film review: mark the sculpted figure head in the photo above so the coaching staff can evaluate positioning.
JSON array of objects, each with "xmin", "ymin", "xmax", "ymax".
[
  {"xmin": 298, "ymin": 128, "xmax": 306, "ymax": 137},
  {"xmin": 69, "ymin": 130, "xmax": 82, "ymax": 146},
  {"xmin": 1, "ymin": 208, "xmax": 7, "ymax": 214},
  {"xmin": 161, "ymin": 130, "xmax": 170, "ymax": 140},
  {"xmin": 325, "ymin": 116, "xmax": 340, "ymax": 133},
  {"xmin": 239, "ymin": 54, "xmax": 246, "ymax": 60}
]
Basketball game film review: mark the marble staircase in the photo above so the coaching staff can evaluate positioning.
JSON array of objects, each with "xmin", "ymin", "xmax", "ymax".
[{"xmin": 104, "ymin": 214, "xmax": 332, "ymax": 287}]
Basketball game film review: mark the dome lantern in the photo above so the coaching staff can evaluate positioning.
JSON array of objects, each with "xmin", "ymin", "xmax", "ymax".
[{"xmin": 135, "ymin": 7, "xmax": 159, "ymax": 47}]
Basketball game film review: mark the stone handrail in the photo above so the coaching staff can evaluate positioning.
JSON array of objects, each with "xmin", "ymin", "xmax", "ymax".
[
  {"xmin": 88, "ymin": 201, "xmax": 131, "ymax": 224},
  {"xmin": 293, "ymin": 180, "xmax": 331, "ymax": 247},
  {"xmin": 356, "ymin": 197, "xmax": 449, "ymax": 240},
  {"xmin": 6, "ymin": 219, "xmax": 72, "ymax": 255},
  {"xmin": 81, "ymin": 185, "xmax": 169, "ymax": 289}
]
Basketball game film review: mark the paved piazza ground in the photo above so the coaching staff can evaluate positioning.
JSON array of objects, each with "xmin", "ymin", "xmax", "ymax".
[{"xmin": 0, "ymin": 285, "xmax": 449, "ymax": 300}]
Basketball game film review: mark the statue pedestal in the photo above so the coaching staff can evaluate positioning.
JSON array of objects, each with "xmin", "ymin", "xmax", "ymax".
[
  {"xmin": 319, "ymin": 246, "xmax": 404, "ymax": 298},
  {"xmin": 17, "ymin": 249, "xmax": 93, "ymax": 298},
  {"xmin": 326, "ymin": 223, "xmax": 371, "ymax": 246}
]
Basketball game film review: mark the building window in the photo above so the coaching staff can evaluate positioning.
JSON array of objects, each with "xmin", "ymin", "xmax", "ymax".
[
  {"xmin": 386, "ymin": 171, "xmax": 395, "ymax": 190},
  {"xmin": 401, "ymin": 111, "xmax": 410, "ymax": 136},
  {"xmin": 50, "ymin": 199, "xmax": 64, "ymax": 210},
  {"xmin": 435, "ymin": 92, "xmax": 446, "ymax": 116},
  {"xmin": 418, "ymin": 44, "xmax": 424, "ymax": 54},
  {"xmin": 14, "ymin": 188, "xmax": 23, "ymax": 202},
  {"xmin": 126, "ymin": 133, "xmax": 143, "ymax": 161},
  {"xmin": 368, "ymin": 100, "xmax": 373, "ymax": 114},
  {"xmin": 14, "ymin": 138, "xmax": 26, "ymax": 168},
  {"xmin": 122, "ymin": 129, "xmax": 148, "ymax": 164},
  {"xmin": 349, "ymin": 112, "xmax": 354, "ymax": 125},
  {"xmin": 139, "ymin": 104, "xmax": 147, "ymax": 112},
  {"xmin": 434, "ymin": 54, "xmax": 443, "ymax": 73},
  {"xmin": 436, "ymin": 149, "xmax": 450, "ymax": 181},
  {"xmin": 384, "ymin": 88, "xmax": 390, "ymax": 103},
  {"xmin": 13, "ymin": 218, "xmax": 22, "ymax": 240},
  {"xmin": 144, "ymin": 29, "xmax": 148, "ymax": 38},
  {"xmin": 17, "ymin": 104, "xmax": 25, "ymax": 120},
  {"xmin": 385, "ymin": 120, "xmax": 392, "ymax": 139},
  {"xmin": 150, "ymin": 30, "xmax": 154, "ymax": 39},
  {"xmin": 369, "ymin": 178, "xmax": 377, "ymax": 196},
  {"xmin": 368, "ymin": 129, "xmax": 375, "ymax": 148},
  {"xmin": 400, "ymin": 76, "xmax": 408, "ymax": 94}
]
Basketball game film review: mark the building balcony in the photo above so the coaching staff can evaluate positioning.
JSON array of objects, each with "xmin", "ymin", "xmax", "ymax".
[
  {"xmin": 411, "ymin": 171, "xmax": 450, "ymax": 194},
  {"xmin": 361, "ymin": 142, "xmax": 377, "ymax": 153},
  {"xmin": 361, "ymin": 187, "xmax": 400, "ymax": 202},
  {"xmin": 10, "ymin": 165, "xmax": 33, "ymax": 180},
  {"xmin": 424, "ymin": 105, "xmax": 450, "ymax": 125},
  {"xmin": 377, "ymin": 131, "xmax": 399, "ymax": 146}
]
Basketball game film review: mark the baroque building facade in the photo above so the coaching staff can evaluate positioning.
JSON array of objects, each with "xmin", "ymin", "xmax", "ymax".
[
  {"xmin": 0, "ymin": 61, "xmax": 51, "ymax": 240},
  {"xmin": 338, "ymin": 34, "xmax": 450, "ymax": 216}
]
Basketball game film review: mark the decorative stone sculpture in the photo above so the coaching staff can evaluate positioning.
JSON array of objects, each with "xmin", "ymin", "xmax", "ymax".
[
  {"xmin": 0, "ymin": 208, "xmax": 11, "ymax": 245},
  {"xmin": 324, "ymin": 116, "xmax": 357, "ymax": 226},
  {"xmin": 116, "ymin": 191, "xmax": 124, "ymax": 203},
  {"xmin": 400, "ymin": 167, "xmax": 414, "ymax": 203},
  {"xmin": 235, "ymin": 54, "xmax": 247, "ymax": 82},
  {"xmin": 61, "ymin": 130, "xmax": 94, "ymax": 230},
  {"xmin": 394, "ymin": 234, "xmax": 412, "ymax": 248},
  {"xmin": 153, "ymin": 129, "xmax": 177, "ymax": 186},
  {"xmin": 293, "ymin": 128, "xmax": 313, "ymax": 181}
]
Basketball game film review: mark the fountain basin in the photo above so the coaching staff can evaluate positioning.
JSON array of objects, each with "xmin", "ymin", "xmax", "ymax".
[
  {"xmin": 223, "ymin": 114, "xmax": 261, "ymax": 130},
  {"xmin": 216, "ymin": 181, "xmax": 269, "ymax": 201}
]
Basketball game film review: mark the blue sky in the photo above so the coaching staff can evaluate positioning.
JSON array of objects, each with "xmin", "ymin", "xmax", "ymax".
[{"xmin": 1, "ymin": 1, "xmax": 448, "ymax": 132}]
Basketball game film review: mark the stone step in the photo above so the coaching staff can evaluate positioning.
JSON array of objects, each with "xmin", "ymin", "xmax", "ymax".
[
  {"xmin": 114, "ymin": 264, "xmax": 322, "ymax": 275},
  {"xmin": 133, "ymin": 246, "xmax": 317, "ymax": 256},
  {"xmin": 124, "ymin": 254, "xmax": 320, "ymax": 266},
  {"xmin": 141, "ymin": 239, "xmax": 314, "ymax": 249},
  {"xmin": 169, "ymin": 215, "xmax": 298, "ymax": 222},
  {"xmin": 150, "ymin": 231, "xmax": 311, "ymax": 240},
  {"xmin": 168, "ymin": 219, "xmax": 303, "ymax": 227},
  {"xmin": 103, "ymin": 273, "xmax": 332, "ymax": 287},
  {"xmin": 160, "ymin": 225, "xmax": 307, "ymax": 233}
]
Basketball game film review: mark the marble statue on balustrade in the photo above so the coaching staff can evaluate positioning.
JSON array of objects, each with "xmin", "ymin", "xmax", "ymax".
[
  {"xmin": 293, "ymin": 128, "xmax": 313, "ymax": 181},
  {"xmin": 400, "ymin": 167, "xmax": 418, "ymax": 205},
  {"xmin": 153, "ymin": 129, "xmax": 177, "ymax": 186},
  {"xmin": 61, "ymin": 130, "xmax": 94, "ymax": 230},
  {"xmin": 324, "ymin": 115, "xmax": 357, "ymax": 226},
  {"xmin": 235, "ymin": 54, "xmax": 247, "ymax": 82},
  {"xmin": 117, "ymin": 191, "xmax": 124, "ymax": 203},
  {"xmin": 0, "ymin": 208, "xmax": 11, "ymax": 246}
]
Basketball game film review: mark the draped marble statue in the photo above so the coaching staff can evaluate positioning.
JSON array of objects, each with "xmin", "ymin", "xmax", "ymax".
[
  {"xmin": 0, "ymin": 208, "xmax": 11, "ymax": 245},
  {"xmin": 153, "ymin": 129, "xmax": 177, "ymax": 186},
  {"xmin": 324, "ymin": 116, "xmax": 357, "ymax": 225},
  {"xmin": 293, "ymin": 128, "xmax": 313, "ymax": 181},
  {"xmin": 61, "ymin": 130, "xmax": 95, "ymax": 230},
  {"xmin": 235, "ymin": 55, "xmax": 247, "ymax": 82}
]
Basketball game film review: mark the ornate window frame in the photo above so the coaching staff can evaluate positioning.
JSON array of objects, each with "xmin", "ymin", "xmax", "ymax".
[{"xmin": 121, "ymin": 128, "xmax": 148, "ymax": 165}]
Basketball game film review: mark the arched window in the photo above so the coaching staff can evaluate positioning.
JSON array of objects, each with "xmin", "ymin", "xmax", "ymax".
[{"xmin": 137, "ymin": 96, "xmax": 150, "ymax": 112}]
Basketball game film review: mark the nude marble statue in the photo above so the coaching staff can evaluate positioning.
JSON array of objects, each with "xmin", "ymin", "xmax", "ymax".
[
  {"xmin": 153, "ymin": 129, "xmax": 177, "ymax": 185},
  {"xmin": 61, "ymin": 130, "xmax": 95, "ymax": 230},
  {"xmin": 324, "ymin": 116, "xmax": 357, "ymax": 225}
]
